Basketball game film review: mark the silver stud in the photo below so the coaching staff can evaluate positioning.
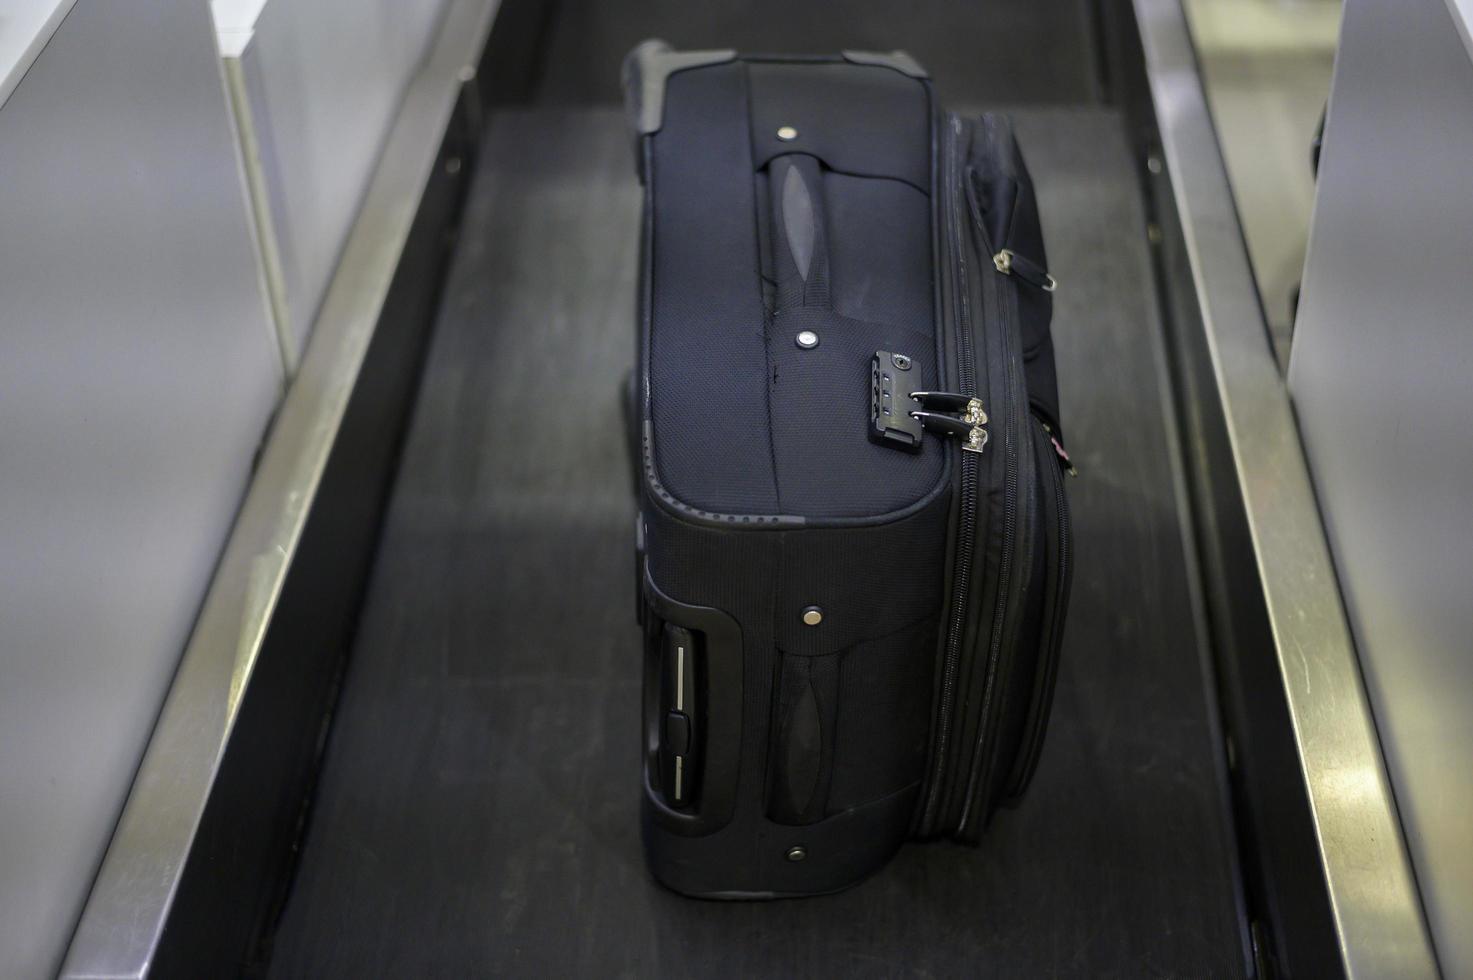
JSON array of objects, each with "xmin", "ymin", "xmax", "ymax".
[
  {"xmin": 777, "ymin": 126, "xmax": 799, "ymax": 141},
  {"xmin": 795, "ymin": 330, "xmax": 819, "ymax": 349},
  {"xmin": 786, "ymin": 845, "xmax": 807, "ymax": 862},
  {"xmin": 802, "ymin": 606, "xmax": 823, "ymax": 626}
]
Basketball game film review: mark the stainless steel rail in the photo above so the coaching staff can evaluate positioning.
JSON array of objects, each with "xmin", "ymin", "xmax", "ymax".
[
  {"xmin": 59, "ymin": 0, "xmax": 500, "ymax": 974},
  {"xmin": 1132, "ymin": 0, "xmax": 1438, "ymax": 976}
]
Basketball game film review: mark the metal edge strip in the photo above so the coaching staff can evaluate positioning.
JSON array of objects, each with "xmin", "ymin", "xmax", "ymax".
[
  {"xmin": 1131, "ymin": 0, "xmax": 1438, "ymax": 976},
  {"xmin": 59, "ymin": 1, "xmax": 500, "ymax": 975}
]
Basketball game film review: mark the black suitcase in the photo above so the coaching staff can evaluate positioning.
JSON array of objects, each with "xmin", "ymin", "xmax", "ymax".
[{"xmin": 625, "ymin": 41, "xmax": 1074, "ymax": 898}]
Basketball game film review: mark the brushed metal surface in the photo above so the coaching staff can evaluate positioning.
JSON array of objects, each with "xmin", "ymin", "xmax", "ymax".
[
  {"xmin": 213, "ymin": 0, "xmax": 454, "ymax": 364},
  {"xmin": 0, "ymin": 4, "xmax": 282, "ymax": 977},
  {"xmin": 59, "ymin": 1, "xmax": 499, "ymax": 976},
  {"xmin": 1134, "ymin": 0, "xmax": 1438, "ymax": 975},
  {"xmin": 1291, "ymin": 0, "xmax": 1473, "ymax": 973}
]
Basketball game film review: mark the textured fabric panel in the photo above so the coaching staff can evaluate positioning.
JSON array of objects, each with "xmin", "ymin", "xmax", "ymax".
[
  {"xmin": 648, "ymin": 59, "xmax": 937, "ymax": 519},
  {"xmin": 747, "ymin": 62, "xmax": 931, "ymax": 190},
  {"xmin": 767, "ymin": 308, "xmax": 943, "ymax": 517},
  {"xmin": 829, "ymin": 615, "xmax": 938, "ymax": 813},
  {"xmin": 969, "ymin": 114, "xmax": 1063, "ymax": 438},
  {"xmin": 643, "ymin": 488, "xmax": 950, "ymax": 821},
  {"xmin": 768, "ymin": 652, "xmax": 841, "ymax": 825},
  {"xmin": 773, "ymin": 495, "xmax": 949, "ymax": 657},
  {"xmin": 823, "ymin": 172, "xmax": 932, "ymax": 329},
  {"xmin": 649, "ymin": 64, "xmax": 778, "ymax": 514}
]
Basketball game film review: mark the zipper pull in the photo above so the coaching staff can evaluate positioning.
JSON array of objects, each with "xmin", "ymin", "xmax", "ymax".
[
  {"xmin": 911, "ymin": 392, "xmax": 988, "ymax": 427},
  {"xmin": 910, "ymin": 410, "xmax": 989, "ymax": 455},
  {"xmin": 993, "ymin": 248, "xmax": 1057, "ymax": 292}
]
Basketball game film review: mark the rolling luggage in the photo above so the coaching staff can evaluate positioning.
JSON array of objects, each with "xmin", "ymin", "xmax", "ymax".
[{"xmin": 625, "ymin": 41, "xmax": 1074, "ymax": 898}]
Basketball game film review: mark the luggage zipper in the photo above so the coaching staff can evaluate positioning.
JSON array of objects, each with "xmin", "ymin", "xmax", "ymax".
[
  {"xmin": 1003, "ymin": 417, "xmax": 1073, "ymax": 801},
  {"xmin": 954, "ymin": 153, "xmax": 1033, "ymax": 836},
  {"xmin": 918, "ymin": 117, "xmax": 979, "ymax": 833},
  {"xmin": 910, "ymin": 392, "xmax": 988, "ymax": 455}
]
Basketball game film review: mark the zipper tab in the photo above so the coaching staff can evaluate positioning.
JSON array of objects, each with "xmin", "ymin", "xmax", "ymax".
[
  {"xmin": 911, "ymin": 392, "xmax": 988, "ymax": 426},
  {"xmin": 992, "ymin": 248, "xmax": 1057, "ymax": 292},
  {"xmin": 909, "ymin": 406, "xmax": 989, "ymax": 454}
]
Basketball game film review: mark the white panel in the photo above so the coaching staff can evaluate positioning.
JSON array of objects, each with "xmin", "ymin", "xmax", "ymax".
[
  {"xmin": 1289, "ymin": 0, "xmax": 1473, "ymax": 973},
  {"xmin": 212, "ymin": 0, "xmax": 451, "ymax": 362},
  {"xmin": 0, "ymin": 0, "xmax": 76, "ymax": 109},
  {"xmin": 0, "ymin": 2, "xmax": 281, "ymax": 977}
]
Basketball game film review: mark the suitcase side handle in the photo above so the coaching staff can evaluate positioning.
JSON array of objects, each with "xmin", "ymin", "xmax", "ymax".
[{"xmin": 641, "ymin": 567, "xmax": 744, "ymax": 836}]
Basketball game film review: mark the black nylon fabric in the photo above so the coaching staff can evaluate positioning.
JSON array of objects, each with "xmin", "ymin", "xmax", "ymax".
[
  {"xmin": 829, "ymin": 614, "xmax": 937, "ymax": 813},
  {"xmin": 970, "ymin": 115, "xmax": 1063, "ymax": 440},
  {"xmin": 767, "ymin": 308, "xmax": 940, "ymax": 517},
  {"xmin": 823, "ymin": 171, "xmax": 932, "ymax": 328},
  {"xmin": 748, "ymin": 62, "xmax": 931, "ymax": 190},
  {"xmin": 645, "ymin": 493, "xmax": 947, "ymax": 838},
  {"xmin": 649, "ymin": 58, "xmax": 939, "ymax": 519},
  {"xmin": 649, "ymin": 64, "xmax": 778, "ymax": 514},
  {"xmin": 768, "ymin": 652, "xmax": 840, "ymax": 824}
]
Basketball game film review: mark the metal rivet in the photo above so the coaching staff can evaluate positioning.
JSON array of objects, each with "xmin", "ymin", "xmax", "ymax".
[
  {"xmin": 786, "ymin": 845, "xmax": 807, "ymax": 862},
  {"xmin": 802, "ymin": 606, "xmax": 823, "ymax": 626},
  {"xmin": 777, "ymin": 126, "xmax": 799, "ymax": 141},
  {"xmin": 795, "ymin": 330, "xmax": 819, "ymax": 350}
]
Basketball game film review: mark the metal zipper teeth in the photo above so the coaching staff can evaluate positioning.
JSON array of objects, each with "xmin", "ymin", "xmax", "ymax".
[
  {"xmin": 1004, "ymin": 422, "xmax": 1073, "ymax": 800},
  {"xmin": 956, "ymin": 162, "xmax": 1025, "ymax": 834},
  {"xmin": 920, "ymin": 115, "xmax": 978, "ymax": 831}
]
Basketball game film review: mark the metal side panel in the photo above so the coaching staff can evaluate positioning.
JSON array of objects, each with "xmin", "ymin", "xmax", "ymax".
[
  {"xmin": 1291, "ymin": 0, "xmax": 1473, "ymax": 973},
  {"xmin": 59, "ymin": 0, "xmax": 500, "ymax": 976},
  {"xmin": 0, "ymin": 3, "xmax": 282, "ymax": 977},
  {"xmin": 211, "ymin": 0, "xmax": 457, "ymax": 363},
  {"xmin": 1129, "ymin": 0, "xmax": 1438, "ymax": 976}
]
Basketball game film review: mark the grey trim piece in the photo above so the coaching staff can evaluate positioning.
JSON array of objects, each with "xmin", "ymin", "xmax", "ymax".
[
  {"xmin": 1132, "ymin": 0, "xmax": 1438, "ymax": 976},
  {"xmin": 641, "ymin": 422, "xmax": 806, "ymax": 528},
  {"xmin": 841, "ymin": 49, "xmax": 929, "ymax": 78},
  {"xmin": 58, "ymin": 0, "xmax": 500, "ymax": 976},
  {"xmin": 621, "ymin": 39, "xmax": 737, "ymax": 137}
]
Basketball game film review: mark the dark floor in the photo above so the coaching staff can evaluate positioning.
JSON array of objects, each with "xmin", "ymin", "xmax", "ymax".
[
  {"xmin": 527, "ymin": 0, "xmax": 1103, "ymax": 106},
  {"xmin": 263, "ymin": 102, "xmax": 1249, "ymax": 977}
]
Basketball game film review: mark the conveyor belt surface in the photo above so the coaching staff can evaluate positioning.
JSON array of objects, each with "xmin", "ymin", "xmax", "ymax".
[
  {"xmin": 263, "ymin": 106, "xmax": 1248, "ymax": 977},
  {"xmin": 528, "ymin": 0, "xmax": 1102, "ymax": 106}
]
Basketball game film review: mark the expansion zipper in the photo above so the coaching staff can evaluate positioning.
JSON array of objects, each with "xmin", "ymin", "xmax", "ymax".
[
  {"xmin": 918, "ymin": 117, "xmax": 980, "ymax": 833},
  {"xmin": 1004, "ymin": 420, "xmax": 1073, "ymax": 801},
  {"xmin": 955, "ymin": 159, "xmax": 1029, "ymax": 837}
]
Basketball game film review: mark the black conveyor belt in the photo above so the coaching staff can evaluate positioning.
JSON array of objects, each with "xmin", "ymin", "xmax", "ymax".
[{"xmin": 263, "ymin": 99, "xmax": 1249, "ymax": 976}]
